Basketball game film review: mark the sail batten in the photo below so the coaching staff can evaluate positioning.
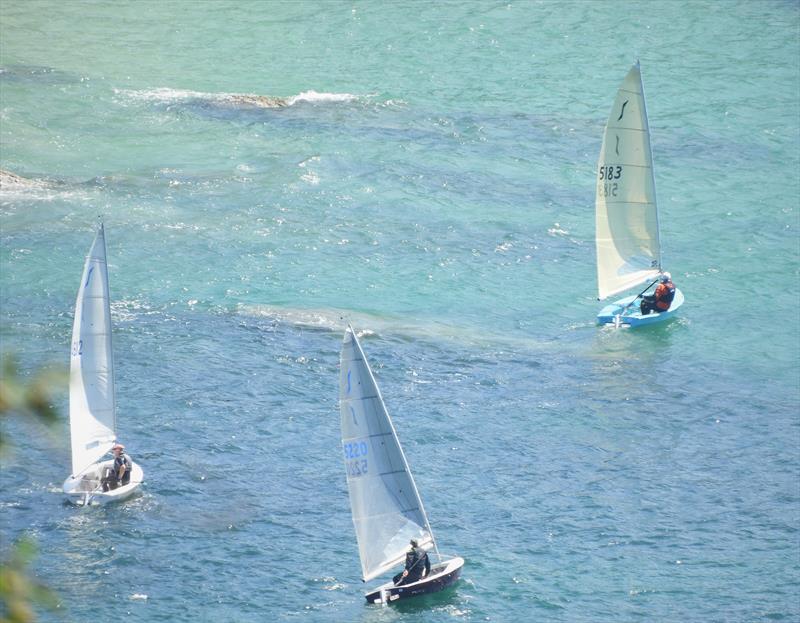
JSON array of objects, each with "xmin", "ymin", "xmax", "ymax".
[
  {"xmin": 360, "ymin": 507, "xmax": 423, "ymax": 520},
  {"xmin": 340, "ymin": 327, "xmax": 435, "ymax": 582},
  {"xmin": 595, "ymin": 63, "xmax": 662, "ymax": 300},
  {"xmin": 342, "ymin": 431, "xmax": 393, "ymax": 440}
]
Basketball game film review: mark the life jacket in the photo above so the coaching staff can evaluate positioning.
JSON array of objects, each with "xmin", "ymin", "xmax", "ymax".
[
  {"xmin": 405, "ymin": 547, "xmax": 428, "ymax": 579},
  {"xmin": 114, "ymin": 454, "xmax": 131, "ymax": 480},
  {"xmin": 655, "ymin": 282, "xmax": 676, "ymax": 310}
]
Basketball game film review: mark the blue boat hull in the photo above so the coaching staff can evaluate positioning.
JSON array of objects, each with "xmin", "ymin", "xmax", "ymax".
[{"xmin": 597, "ymin": 288, "xmax": 684, "ymax": 327}]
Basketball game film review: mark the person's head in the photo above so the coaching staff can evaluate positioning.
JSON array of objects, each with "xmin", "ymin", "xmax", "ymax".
[
  {"xmin": 410, "ymin": 538, "xmax": 418, "ymax": 548},
  {"xmin": 112, "ymin": 443, "xmax": 124, "ymax": 454},
  {"xmin": 660, "ymin": 272, "xmax": 671, "ymax": 283}
]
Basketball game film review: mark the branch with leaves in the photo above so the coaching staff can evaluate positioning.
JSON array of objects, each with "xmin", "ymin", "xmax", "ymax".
[{"xmin": 1, "ymin": 354, "xmax": 65, "ymax": 621}]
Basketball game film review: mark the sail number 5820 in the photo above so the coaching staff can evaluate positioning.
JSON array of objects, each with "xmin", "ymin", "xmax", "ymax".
[
  {"xmin": 344, "ymin": 441, "xmax": 368, "ymax": 477},
  {"xmin": 344, "ymin": 441, "xmax": 368, "ymax": 459}
]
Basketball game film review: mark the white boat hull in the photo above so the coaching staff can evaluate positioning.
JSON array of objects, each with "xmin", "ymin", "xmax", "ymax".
[{"xmin": 63, "ymin": 459, "xmax": 143, "ymax": 506}]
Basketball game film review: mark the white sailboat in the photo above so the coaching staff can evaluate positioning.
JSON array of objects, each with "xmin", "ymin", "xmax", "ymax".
[
  {"xmin": 595, "ymin": 62, "xmax": 684, "ymax": 327},
  {"xmin": 339, "ymin": 326, "xmax": 463, "ymax": 604},
  {"xmin": 62, "ymin": 224, "xmax": 143, "ymax": 505}
]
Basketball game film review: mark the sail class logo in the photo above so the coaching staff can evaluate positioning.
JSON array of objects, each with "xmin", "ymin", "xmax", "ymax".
[{"xmin": 617, "ymin": 99, "xmax": 628, "ymax": 121}]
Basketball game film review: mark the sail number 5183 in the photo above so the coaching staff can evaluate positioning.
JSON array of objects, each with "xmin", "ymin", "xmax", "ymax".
[{"xmin": 598, "ymin": 165, "xmax": 622, "ymax": 180}]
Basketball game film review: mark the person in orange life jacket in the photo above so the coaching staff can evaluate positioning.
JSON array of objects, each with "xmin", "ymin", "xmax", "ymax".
[
  {"xmin": 640, "ymin": 272, "xmax": 676, "ymax": 315},
  {"xmin": 393, "ymin": 538, "xmax": 431, "ymax": 586},
  {"xmin": 102, "ymin": 443, "xmax": 131, "ymax": 491}
]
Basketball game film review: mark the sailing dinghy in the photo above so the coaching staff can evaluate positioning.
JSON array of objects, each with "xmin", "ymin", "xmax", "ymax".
[
  {"xmin": 62, "ymin": 225, "xmax": 143, "ymax": 505},
  {"xmin": 339, "ymin": 326, "xmax": 463, "ymax": 604},
  {"xmin": 595, "ymin": 62, "xmax": 684, "ymax": 327}
]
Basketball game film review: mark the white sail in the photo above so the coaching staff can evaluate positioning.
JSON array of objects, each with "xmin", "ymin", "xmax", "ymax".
[
  {"xmin": 339, "ymin": 327, "xmax": 434, "ymax": 583},
  {"xmin": 595, "ymin": 62, "xmax": 662, "ymax": 300},
  {"xmin": 69, "ymin": 224, "xmax": 116, "ymax": 476}
]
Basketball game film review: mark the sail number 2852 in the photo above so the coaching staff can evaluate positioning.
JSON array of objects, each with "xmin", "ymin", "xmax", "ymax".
[{"xmin": 344, "ymin": 440, "xmax": 368, "ymax": 477}]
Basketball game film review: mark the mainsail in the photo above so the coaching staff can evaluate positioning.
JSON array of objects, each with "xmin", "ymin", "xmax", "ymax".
[
  {"xmin": 595, "ymin": 62, "xmax": 662, "ymax": 300},
  {"xmin": 339, "ymin": 327, "xmax": 434, "ymax": 582},
  {"xmin": 69, "ymin": 224, "xmax": 116, "ymax": 476}
]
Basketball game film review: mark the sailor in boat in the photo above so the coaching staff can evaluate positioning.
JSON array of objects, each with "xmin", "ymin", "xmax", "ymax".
[
  {"xmin": 101, "ymin": 443, "xmax": 131, "ymax": 491},
  {"xmin": 640, "ymin": 273, "xmax": 676, "ymax": 315},
  {"xmin": 393, "ymin": 539, "xmax": 431, "ymax": 586}
]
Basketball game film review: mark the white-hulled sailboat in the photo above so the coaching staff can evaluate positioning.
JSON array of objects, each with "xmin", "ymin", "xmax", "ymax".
[
  {"xmin": 62, "ymin": 225, "xmax": 143, "ymax": 505},
  {"xmin": 595, "ymin": 62, "xmax": 684, "ymax": 327},
  {"xmin": 339, "ymin": 326, "xmax": 463, "ymax": 604}
]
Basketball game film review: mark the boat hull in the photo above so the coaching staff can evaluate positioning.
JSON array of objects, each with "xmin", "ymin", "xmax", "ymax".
[
  {"xmin": 597, "ymin": 288, "xmax": 684, "ymax": 327},
  {"xmin": 365, "ymin": 556, "xmax": 464, "ymax": 604},
  {"xmin": 63, "ymin": 459, "xmax": 143, "ymax": 506}
]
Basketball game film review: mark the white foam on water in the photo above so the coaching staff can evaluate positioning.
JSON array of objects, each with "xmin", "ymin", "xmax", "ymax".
[
  {"xmin": 113, "ymin": 86, "xmax": 220, "ymax": 104},
  {"xmin": 236, "ymin": 304, "xmax": 351, "ymax": 333},
  {"xmin": 285, "ymin": 90, "xmax": 359, "ymax": 105},
  {"xmin": 0, "ymin": 170, "xmax": 93, "ymax": 204},
  {"xmin": 114, "ymin": 87, "xmax": 362, "ymax": 108}
]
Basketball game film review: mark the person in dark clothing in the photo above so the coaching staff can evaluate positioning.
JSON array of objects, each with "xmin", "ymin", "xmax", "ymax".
[
  {"xmin": 640, "ymin": 272, "xmax": 676, "ymax": 315},
  {"xmin": 393, "ymin": 539, "xmax": 431, "ymax": 586},
  {"xmin": 102, "ymin": 443, "xmax": 131, "ymax": 491}
]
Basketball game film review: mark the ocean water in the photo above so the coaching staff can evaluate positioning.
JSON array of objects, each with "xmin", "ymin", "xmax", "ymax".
[{"xmin": 1, "ymin": 1, "xmax": 798, "ymax": 621}]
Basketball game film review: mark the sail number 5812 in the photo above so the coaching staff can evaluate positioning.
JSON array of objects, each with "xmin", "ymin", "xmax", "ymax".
[{"xmin": 598, "ymin": 182, "xmax": 618, "ymax": 198}]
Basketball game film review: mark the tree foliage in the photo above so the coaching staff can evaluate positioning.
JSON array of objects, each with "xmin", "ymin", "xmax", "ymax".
[{"xmin": 0, "ymin": 355, "xmax": 64, "ymax": 621}]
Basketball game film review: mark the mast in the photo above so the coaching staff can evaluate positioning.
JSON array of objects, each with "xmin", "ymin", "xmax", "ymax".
[{"xmin": 636, "ymin": 61, "xmax": 663, "ymax": 272}]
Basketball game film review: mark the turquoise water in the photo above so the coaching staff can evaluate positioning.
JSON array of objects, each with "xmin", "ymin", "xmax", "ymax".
[{"xmin": 1, "ymin": 1, "xmax": 798, "ymax": 621}]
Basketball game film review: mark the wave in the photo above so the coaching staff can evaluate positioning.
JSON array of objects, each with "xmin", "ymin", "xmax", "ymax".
[
  {"xmin": 0, "ymin": 168, "xmax": 66, "ymax": 198},
  {"xmin": 0, "ymin": 169, "xmax": 40, "ymax": 190},
  {"xmin": 113, "ymin": 87, "xmax": 361, "ymax": 109},
  {"xmin": 286, "ymin": 90, "xmax": 360, "ymax": 105},
  {"xmin": 0, "ymin": 64, "xmax": 80, "ymax": 85},
  {"xmin": 236, "ymin": 304, "xmax": 362, "ymax": 333},
  {"xmin": 235, "ymin": 303, "xmax": 548, "ymax": 352},
  {"xmin": 0, "ymin": 169, "xmax": 96, "ymax": 204}
]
